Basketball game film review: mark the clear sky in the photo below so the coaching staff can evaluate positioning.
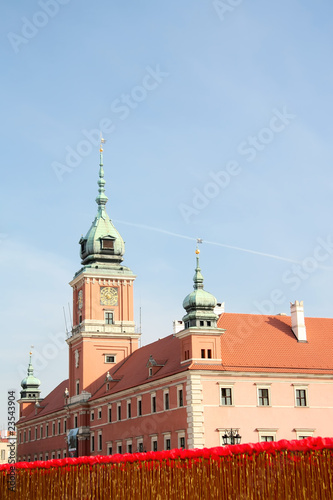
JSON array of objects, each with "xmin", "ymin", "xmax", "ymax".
[{"xmin": 1, "ymin": 1, "xmax": 333, "ymax": 428}]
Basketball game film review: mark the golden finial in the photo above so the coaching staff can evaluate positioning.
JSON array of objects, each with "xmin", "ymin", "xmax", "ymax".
[{"xmin": 100, "ymin": 133, "xmax": 106, "ymax": 152}]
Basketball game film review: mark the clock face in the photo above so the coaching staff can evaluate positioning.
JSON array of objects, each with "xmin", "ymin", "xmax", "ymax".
[
  {"xmin": 100, "ymin": 287, "xmax": 118, "ymax": 306},
  {"xmin": 78, "ymin": 290, "xmax": 83, "ymax": 309}
]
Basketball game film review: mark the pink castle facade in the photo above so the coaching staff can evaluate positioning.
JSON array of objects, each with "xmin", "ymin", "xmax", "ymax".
[{"xmin": 16, "ymin": 148, "xmax": 333, "ymax": 461}]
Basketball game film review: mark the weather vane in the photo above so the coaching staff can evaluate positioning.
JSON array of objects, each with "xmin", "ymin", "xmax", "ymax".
[
  {"xmin": 196, "ymin": 238, "xmax": 203, "ymax": 254},
  {"xmin": 100, "ymin": 132, "xmax": 106, "ymax": 152}
]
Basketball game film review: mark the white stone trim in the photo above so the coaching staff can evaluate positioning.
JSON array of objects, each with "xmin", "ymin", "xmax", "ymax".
[{"xmin": 186, "ymin": 373, "xmax": 204, "ymax": 449}]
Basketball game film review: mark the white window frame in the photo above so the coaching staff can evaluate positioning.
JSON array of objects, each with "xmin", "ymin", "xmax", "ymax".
[
  {"xmin": 163, "ymin": 433, "xmax": 171, "ymax": 451},
  {"xmin": 98, "ymin": 431, "xmax": 102, "ymax": 451},
  {"xmin": 177, "ymin": 430, "xmax": 186, "ymax": 449},
  {"xmin": 151, "ymin": 392, "xmax": 156, "ymax": 413},
  {"xmin": 127, "ymin": 399, "xmax": 132, "ymax": 419},
  {"xmin": 137, "ymin": 396, "xmax": 142, "ymax": 416},
  {"xmin": 126, "ymin": 439, "xmax": 132, "ymax": 453},
  {"xmin": 104, "ymin": 311, "xmax": 114, "ymax": 325},
  {"xmin": 97, "ymin": 407, "xmax": 102, "ymax": 419},
  {"xmin": 137, "ymin": 437, "xmax": 144, "ymax": 453},
  {"xmin": 219, "ymin": 383, "xmax": 234, "ymax": 406},
  {"xmin": 117, "ymin": 402, "xmax": 121, "ymax": 421},
  {"xmin": 91, "ymin": 433, "xmax": 95, "ymax": 452},
  {"xmin": 295, "ymin": 429, "xmax": 315, "ymax": 440},
  {"xmin": 257, "ymin": 429, "xmax": 278, "ymax": 442},
  {"xmin": 105, "ymin": 354, "xmax": 116, "ymax": 364},
  {"xmin": 164, "ymin": 389, "xmax": 169, "ymax": 410},
  {"xmin": 76, "ymin": 380, "xmax": 80, "ymax": 395},
  {"xmin": 116, "ymin": 441, "xmax": 122, "ymax": 454},
  {"xmin": 257, "ymin": 385, "xmax": 271, "ymax": 407},
  {"xmin": 150, "ymin": 434, "xmax": 158, "ymax": 452},
  {"xmin": 177, "ymin": 385, "xmax": 184, "ymax": 407},
  {"xmin": 293, "ymin": 385, "xmax": 308, "ymax": 407},
  {"xmin": 108, "ymin": 404, "xmax": 112, "ymax": 423}
]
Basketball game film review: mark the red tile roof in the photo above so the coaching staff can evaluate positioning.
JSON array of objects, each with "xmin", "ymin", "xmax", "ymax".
[
  {"xmin": 216, "ymin": 313, "xmax": 333, "ymax": 374},
  {"xmin": 17, "ymin": 379, "xmax": 68, "ymax": 425},
  {"xmin": 90, "ymin": 334, "xmax": 188, "ymax": 401}
]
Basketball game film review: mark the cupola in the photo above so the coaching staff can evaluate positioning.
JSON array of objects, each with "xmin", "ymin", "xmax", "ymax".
[
  {"xmin": 79, "ymin": 139, "xmax": 125, "ymax": 266},
  {"xmin": 182, "ymin": 249, "xmax": 218, "ymax": 329},
  {"xmin": 20, "ymin": 352, "xmax": 41, "ymax": 400}
]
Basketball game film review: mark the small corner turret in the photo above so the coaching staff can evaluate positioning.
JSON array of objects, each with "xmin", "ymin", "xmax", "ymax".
[{"xmin": 18, "ymin": 351, "xmax": 43, "ymax": 418}]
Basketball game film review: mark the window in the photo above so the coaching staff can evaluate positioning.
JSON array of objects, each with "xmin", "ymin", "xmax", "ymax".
[
  {"xmin": 52, "ymin": 452, "xmax": 55, "ymax": 459},
  {"xmin": 200, "ymin": 320, "xmax": 204, "ymax": 327},
  {"xmin": 127, "ymin": 401, "xmax": 131, "ymax": 419},
  {"xmin": 207, "ymin": 321, "xmax": 211, "ymax": 327},
  {"xmin": 295, "ymin": 388, "xmax": 308, "ymax": 407},
  {"xmin": 58, "ymin": 421, "xmax": 61, "ymax": 435},
  {"xmin": 137, "ymin": 398, "xmax": 142, "ymax": 416},
  {"xmin": 151, "ymin": 394, "xmax": 156, "ymax": 413},
  {"xmin": 105, "ymin": 312, "xmax": 113, "ymax": 325},
  {"xmin": 201, "ymin": 349, "xmax": 205, "ymax": 359},
  {"xmin": 98, "ymin": 408, "xmax": 102, "ymax": 419},
  {"xmin": 98, "ymin": 432, "xmax": 102, "ymax": 451},
  {"xmin": 178, "ymin": 387, "xmax": 184, "ymax": 407},
  {"xmin": 295, "ymin": 429, "xmax": 314, "ymax": 440},
  {"xmin": 149, "ymin": 367, "xmax": 153, "ymax": 377},
  {"xmin": 152, "ymin": 439, "xmax": 158, "ymax": 452},
  {"xmin": 45, "ymin": 454, "xmax": 49, "ymax": 461},
  {"xmin": 57, "ymin": 451, "xmax": 61, "ymax": 459},
  {"xmin": 117, "ymin": 443, "xmax": 122, "ymax": 454},
  {"xmin": 63, "ymin": 450, "xmax": 67, "ymax": 458},
  {"xmin": 39, "ymin": 454, "xmax": 43, "ymax": 461},
  {"xmin": 74, "ymin": 415, "xmax": 78, "ymax": 428},
  {"xmin": 107, "ymin": 445, "xmax": 113, "ymax": 455},
  {"xmin": 221, "ymin": 387, "xmax": 233, "ymax": 406},
  {"xmin": 258, "ymin": 388, "xmax": 270, "ymax": 406},
  {"xmin": 164, "ymin": 391, "xmax": 169, "ymax": 410},
  {"xmin": 91, "ymin": 435, "xmax": 95, "ymax": 452},
  {"xmin": 105, "ymin": 354, "xmax": 116, "ymax": 363},
  {"xmin": 117, "ymin": 403, "xmax": 121, "ymax": 421},
  {"xmin": 108, "ymin": 405, "xmax": 112, "ymax": 423},
  {"xmin": 91, "ymin": 410, "xmax": 95, "ymax": 421},
  {"xmin": 64, "ymin": 419, "xmax": 67, "ymax": 433},
  {"xmin": 164, "ymin": 435, "xmax": 171, "ymax": 451},
  {"xmin": 23, "ymin": 431, "xmax": 26, "ymax": 443},
  {"xmin": 184, "ymin": 350, "xmax": 190, "ymax": 360},
  {"xmin": 35, "ymin": 427, "xmax": 38, "ymax": 440},
  {"xmin": 207, "ymin": 349, "xmax": 212, "ymax": 359},
  {"xmin": 127, "ymin": 441, "xmax": 132, "ymax": 453},
  {"xmin": 28, "ymin": 429, "xmax": 31, "ymax": 441},
  {"xmin": 52, "ymin": 422, "xmax": 55, "ymax": 436},
  {"xmin": 137, "ymin": 440, "xmax": 144, "ymax": 453},
  {"xmin": 76, "ymin": 380, "xmax": 80, "ymax": 396},
  {"xmin": 261, "ymin": 435, "xmax": 274, "ymax": 442},
  {"xmin": 46, "ymin": 425, "xmax": 48, "ymax": 438},
  {"xmin": 180, "ymin": 436, "xmax": 185, "ymax": 449},
  {"xmin": 257, "ymin": 429, "xmax": 277, "ymax": 443},
  {"xmin": 40, "ymin": 426, "xmax": 43, "ymax": 439},
  {"xmin": 102, "ymin": 239, "xmax": 114, "ymax": 250}
]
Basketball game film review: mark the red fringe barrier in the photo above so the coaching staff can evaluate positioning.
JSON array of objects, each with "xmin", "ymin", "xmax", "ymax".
[{"xmin": 1, "ymin": 437, "xmax": 333, "ymax": 499}]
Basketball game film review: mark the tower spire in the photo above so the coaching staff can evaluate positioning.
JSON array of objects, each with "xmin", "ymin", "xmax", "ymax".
[{"xmin": 96, "ymin": 135, "xmax": 108, "ymax": 213}]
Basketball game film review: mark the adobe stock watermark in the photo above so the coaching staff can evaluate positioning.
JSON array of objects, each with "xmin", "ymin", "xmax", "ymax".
[
  {"xmin": 52, "ymin": 65, "xmax": 169, "ymax": 182},
  {"xmin": 7, "ymin": 0, "xmax": 71, "ymax": 54},
  {"xmin": 213, "ymin": 0, "xmax": 244, "ymax": 22},
  {"xmin": 178, "ymin": 106, "xmax": 296, "ymax": 223},
  {"xmin": 17, "ymin": 332, "xmax": 67, "ymax": 379},
  {"xmin": 226, "ymin": 234, "xmax": 333, "ymax": 352}
]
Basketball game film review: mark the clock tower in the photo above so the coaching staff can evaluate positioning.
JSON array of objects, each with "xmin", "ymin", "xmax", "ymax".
[{"xmin": 67, "ymin": 140, "xmax": 140, "ymax": 399}]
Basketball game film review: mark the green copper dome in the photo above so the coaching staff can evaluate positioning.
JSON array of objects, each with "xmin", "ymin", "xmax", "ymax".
[
  {"xmin": 20, "ymin": 353, "xmax": 41, "ymax": 400},
  {"xmin": 79, "ymin": 146, "xmax": 125, "ymax": 266},
  {"xmin": 182, "ymin": 252, "xmax": 218, "ymax": 328}
]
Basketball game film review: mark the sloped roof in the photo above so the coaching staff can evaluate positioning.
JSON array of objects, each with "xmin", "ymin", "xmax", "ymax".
[
  {"xmin": 216, "ymin": 313, "xmax": 333, "ymax": 374},
  {"xmin": 17, "ymin": 379, "xmax": 69, "ymax": 425},
  {"xmin": 90, "ymin": 334, "xmax": 187, "ymax": 401}
]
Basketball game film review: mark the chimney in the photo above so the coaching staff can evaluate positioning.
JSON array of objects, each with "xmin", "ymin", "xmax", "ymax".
[
  {"xmin": 214, "ymin": 302, "xmax": 225, "ymax": 316},
  {"xmin": 290, "ymin": 300, "xmax": 307, "ymax": 342},
  {"xmin": 173, "ymin": 320, "xmax": 184, "ymax": 334}
]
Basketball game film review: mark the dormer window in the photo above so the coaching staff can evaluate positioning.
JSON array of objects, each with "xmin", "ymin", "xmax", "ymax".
[
  {"xmin": 101, "ymin": 238, "xmax": 114, "ymax": 250},
  {"xmin": 80, "ymin": 241, "xmax": 86, "ymax": 254}
]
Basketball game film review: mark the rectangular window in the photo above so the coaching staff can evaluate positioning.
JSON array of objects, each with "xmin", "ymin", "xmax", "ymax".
[
  {"xmin": 64, "ymin": 419, "xmax": 67, "ymax": 432},
  {"xmin": 74, "ymin": 415, "xmax": 78, "ymax": 428},
  {"xmin": 105, "ymin": 354, "xmax": 116, "ymax": 363},
  {"xmin": 91, "ymin": 435, "xmax": 95, "ymax": 452},
  {"xmin": 98, "ymin": 433, "xmax": 102, "ymax": 451},
  {"xmin": 46, "ymin": 425, "xmax": 48, "ymax": 438},
  {"xmin": 57, "ymin": 451, "xmax": 61, "ymax": 459},
  {"xmin": 63, "ymin": 450, "xmax": 67, "ymax": 458},
  {"xmin": 102, "ymin": 239, "xmax": 114, "ymax": 249},
  {"xmin": 221, "ymin": 387, "xmax": 233, "ymax": 406},
  {"xmin": 76, "ymin": 380, "xmax": 80, "ymax": 396},
  {"xmin": 108, "ymin": 406, "xmax": 112, "ymax": 423},
  {"xmin": 201, "ymin": 349, "xmax": 205, "ymax": 358},
  {"xmin": 45, "ymin": 454, "xmax": 49, "ymax": 461},
  {"xmin": 151, "ymin": 395, "xmax": 156, "ymax": 413},
  {"xmin": 138, "ymin": 441, "xmax": 144, "ymax": 453},
  {"xmin": 207, "ymin": 349, "xmax": 212, "ymax": 359},
  {"xmin": 117, "ymin": 403, "xmax": 121, "ymax": 421},
  {"xmin": 58, "ymin": 421, "xmax": 61, "ymax": 435},
  {"xmin": 296, "ymin": 389, "xmax": 307, "ymax": 407},
  {"xmin": 261, "ymin": 435, "xmax": 274, "ymax": 442},
  {"xmin": 258, "ymin": 388, "xmax": 270, "ymax": 406},
  {"xmin": 40, "ymin": 426, "xmax": 43, "ymax": 439},
  {"xmin": 24, "ymin": 431, "xmax": 26, "ymax": 443},
  {"xmin": 35, "ymin": 427, "xmax": 38, "ymax": 440},
  {"xmin": 164, "ymin": 392, "xmax": 169, "ymax": 410},
  {"xmin": 178, "ymin": 388, "xmax": 183, "ymax": 407},
  {"xmin": 137, "ymin": 398, "xmax": 142, "ymax": 416},
  {"xmin": 52, "ymin": 422, "xmax": 55, "ymax": 436},
  {"xmin": 153, "ymin": 440, "xmax": 158, "ymax": 452},
  {"xmin": 91, "ymin": 411, "xmax": 94, "ymax": 421},
  {"xmin": 127, "ymin": 443, "xmax": 132, "ymax": 453},
  {"xmin": 105, "ymin": 313, "xmax": 113, "ymax": 325},
  {"xmin": 117, "ymin": 444, "xmax": 122, "ymax": 454},
  {"xmin": 165, "ymin": 438, "xmax": 171, "ymax": 450},
  {"xmin": 52, "ymin": 452, "xmax": 55, "ymax": 460},
  {"xmin": 98, "ymin": 408, "xmax": 102, "ymax": 419},
  {"xmin": 28, "ymin": 429, "xmax": 31, "ymax": 441},
  {"xmin": 180, "ymin": 436, "xmax": 185, "ymax": 449},
  {"xmin": 108, "ymin": 445, "xmax": 113, "ymax": 455},
  {"xmin": 127, "ymin": 401, "xmax": 131, "ymax": 419}
]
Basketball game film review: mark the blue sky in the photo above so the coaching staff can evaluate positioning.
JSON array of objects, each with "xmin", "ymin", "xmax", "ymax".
[{"xmin": 1, "ymin": 0, "xmax": 333, "ymax": 428}]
